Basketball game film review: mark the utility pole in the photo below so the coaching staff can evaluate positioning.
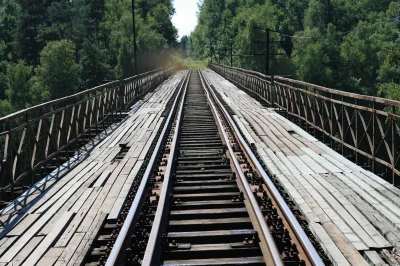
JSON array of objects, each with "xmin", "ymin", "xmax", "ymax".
[
  {"xmin": 252, "ymin": 27, "xmax": 284, "ymax": 75},
  {"xmin": 230, "ymin": 41, "xmax": 233, "ymax": 67},
  {"xmin": 266, "ymin": 28, "xmax": 270, "ymax": 75},
  {"xmin": 132, "ymin": 0, "xmax": 137, "ymax": 75}
]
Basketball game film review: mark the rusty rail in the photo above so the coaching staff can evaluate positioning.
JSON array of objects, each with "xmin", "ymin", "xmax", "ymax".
[
  {"xmin": 0, "ymin": 65, "xmax": 178, "ymax": 201},
  {"xmin": 209, "ymin": 62, "xmax": 400, "ymax": 185}
]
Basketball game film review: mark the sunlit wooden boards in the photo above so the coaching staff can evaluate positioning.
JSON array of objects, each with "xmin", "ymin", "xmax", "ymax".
[
  {"xmin": 0, "ymin": 71, "xmax": 186, "ymax": 265},
  {"xmin": 203, "ymin": 69, "xmax": 400, "ymax": 266}
]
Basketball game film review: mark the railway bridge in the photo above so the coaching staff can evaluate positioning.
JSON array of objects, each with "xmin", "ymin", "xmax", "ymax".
[{"xmin": 0, "ymin": 64, "xmax": 399, "ymax": 266}]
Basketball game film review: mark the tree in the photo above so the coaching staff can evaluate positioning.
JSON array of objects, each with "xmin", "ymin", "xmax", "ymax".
[
  {"xmin": 16, "ymin": 0, "xmax": 53, "ymax": 65},
  {"xmin": 147, "ymin": 3, "xmax": 178, "ymax": 45},
  {"xmin": 292, "ymin": 29, "xmax": 332, "ymax": 86},
  {"xmin": 0, "ymin": 0, "xmax": 19, "ymax": 61},
  {"xmin": 377, "ymin": 39, "xmax": 400, "ymax": 84},
  {"xmin": 115, "ymin": 37, "xmax": 134, "ymax": 79},
  {"xmin": 304, "ymin": 0, "xmax": 325, "ymax": 30},
  {"xmin": 0, "ymin": 99, "xmax": 13, "ymax": 117},
  {"xmin": 180, "ymin": 35, "xmax": 189, "ymax": 57},
  {"xmin": 79, "ymin": 40, "xmax": 111, "ymax": 89},
  {"xmin": 35, "ymin": 40, "xmax": 81, "ymax": 99},
  {"xmin": 6, "ymin": 60, "xmax": 33, "ymax": 109},
  {"xmin": 45, "ymin": 0, "xmax": 90, "ymax": 46},
  {"xmin": 0, "ymin": 41, "xmax": 8, "ymax": 100}
]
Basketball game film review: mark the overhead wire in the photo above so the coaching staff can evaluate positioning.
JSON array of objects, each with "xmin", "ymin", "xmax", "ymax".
[{"xmin": 280, "ymin": 15, "xmax": 400, "ymax": 39}]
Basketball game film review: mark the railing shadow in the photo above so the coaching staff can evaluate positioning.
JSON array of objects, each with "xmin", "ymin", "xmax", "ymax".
[{"xmin": 0, "ymin": 65, "xmax": 179, "ymax": 206}]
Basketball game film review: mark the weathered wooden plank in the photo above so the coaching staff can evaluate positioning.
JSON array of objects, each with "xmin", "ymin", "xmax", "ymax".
[
  {"xmin": 295, "ymin": 174, "xmax": 368, "ymax": 250},
  {"xmin": 381, "ymin": 249, "xmax": 400, "ymax": 266},
  {"xmin": 308, "ymin": 174, "xmax": 386, "ymax": 248},
  {"xmin": 322, "ymin": 222, "xmax": 369, "ymax": 266},
  {"xmin": 11, "ymin": 236, "xmax": 43, "ymax": 266},
  {"xmin": 108, "ymin": 161, "xmax": 143, "ymax": 221},
  {"xmin": 0, "ymin": 212, "xmax": 54, "ymax": 263},
  {"xmin": 54, "ymin": 233, "xmax": 85, "ymax": 265},
  {"xmin": 287, "ymin": 156, "xmax": 315, "ymax": 174},
  {"xmin": 37, "ymin": 213, "xmax": 62, "ymax": 237},
  {"xmin": 36, "ymin": 247, "xmax": 64, "ymax": 265},
  {"xmin": 108, "ymin": 123, "xmax": 135, "ymax": 148},
  {"xmin": 92, "ymin": 171, "xmax": 111, "ymax": 188},
  {"xmin": 21, "ymin": 211, "xmax": 74, "ymax": 265},
  {"xmin": 7, "ymin": 214, "xmax": 40, "ymax": 236},
  {"xmin": 233, "ymin": 115, "xmax": 255, "ymax": 144},
  {"xmin": 43, "ymin": 163, "xmax": 104, "ymax": 215},
  {"xmin": 299, "ymin": 155, "xmax": 328, "ymax": 174},
  {"xmin": 55, "ymin": 188, "xmax": 101, "ymax": 247},
  {"xmin": 0, "ymin": 236, "xmax": 17, "ymax": 257},
  {"xmin": 301, "ymin": 147, "xmax": 342, "ymax": 173},
  {"xmin": 309, "ymin": 223, "xmax": 351, "ymax": 266},
  {"xmin": 317, "ymin": 174, "xmax": 391, "ymax": 248},
  {"xmin": 68, "ymin": 213, "xmax": 107, "ymax": 265},
  {"xmin": 29, "ymin": 161, "xmax": 98, "ymax": 214},
  {"xmin": 334, "ymin": 173, "xmax": 400, "ymax": 230},
  {"xmin": 363, "ymin": 251, "xmax": 389, "ymax": 266},
  {"xmin": 275, "ymin": 173, "xmax": 320, "ymax": 223},
  {"xmin": 69, "ymin": 188, "xmax": 94, "ymax": 213}
]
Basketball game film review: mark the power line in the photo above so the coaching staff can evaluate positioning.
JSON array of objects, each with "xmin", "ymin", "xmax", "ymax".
[{"xmin": 281, "ymin": 15, "xmax": 400, "ymax": 39}]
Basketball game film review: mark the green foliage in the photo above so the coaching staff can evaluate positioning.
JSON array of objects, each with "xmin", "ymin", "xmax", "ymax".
[
  {"xmin": 6, "ymin": 60, "xmax": 33, "ymax": 109},
  {"xmin": 180, "ymin": 35, "xmax": 189, "ymax": 57},
  {"xmin": 378, "ymin": 82, "xmax": 400, "ymax": 101},
  {"xmin": 35, "ymin": 40, "xmax": 82, "ymax": 100},
  {"xmin": 79, "ymin": 40, "xmax": 112, "ymax": 88},
  {"xmin": 0, "ymin": 0, "xmax": 178, "ymax": 117},
  {"xmin": 378, "ymin": 82, "xmax": 400, "ymax": 115},
  {"xmin": 173, "ymin": 56, "xmax": 209, "ymax": 70},
  {"xmin": 190, "ymin": 0, "xmax": 400, "ymax": 99},
  {"xmin": 378, "ymin": 39, "xmax": 400, "ymax": 84},
  {"xmin": 0, "ymin": 99, "xmax": 13, "ymax": 117},
  {"xmin": 115, "ymin": 37, "xmax": 134, "ymax": 79}
]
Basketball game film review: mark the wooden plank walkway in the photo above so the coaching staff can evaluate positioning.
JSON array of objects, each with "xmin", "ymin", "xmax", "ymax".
[
  {"xmin": 203, "ymin": 69, "xmax": 400, "ymax": 266},
  {"xmin": 0, "ymin": 71, "xmax": 186, "ymax": 266}
]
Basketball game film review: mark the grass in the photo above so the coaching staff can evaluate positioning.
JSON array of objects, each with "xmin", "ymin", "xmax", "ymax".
[
  {"xmin": 185, "ymin": 58, "xmax": 208, "ymax": 69},
  {"xmin": 172, "ymin": 55, "xmax": 209, "ymax": 70}
]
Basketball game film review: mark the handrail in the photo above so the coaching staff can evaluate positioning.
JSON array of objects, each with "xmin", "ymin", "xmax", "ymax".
[
  {"xmin": 209, "ymin": 62, "xmax": 400, "ymax": 185},
  {"xmin": 0, "ymin": 65, "xmax": 179, "ymax": 201}
]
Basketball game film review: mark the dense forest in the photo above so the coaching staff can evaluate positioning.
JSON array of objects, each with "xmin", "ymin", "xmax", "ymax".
[
  {"xmin": 186, "ymin": 0, "xmax": 400, "ymax": 100},
  {"xmin": 0, "ymin": 0, "xmax": 178, "ymax": 116},
  {"xmin": 1, "ymin": 0, "xmax": 399, "ymax": 117}
]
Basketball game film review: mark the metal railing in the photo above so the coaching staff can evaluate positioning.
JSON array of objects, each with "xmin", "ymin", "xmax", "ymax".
[
  {"xmin": 0, "ymin": 65, "xmax": 178, "ymax": 200},
  {"xmin": 209, "ymin": 62, "xmax": 400, "ymax": 185}
]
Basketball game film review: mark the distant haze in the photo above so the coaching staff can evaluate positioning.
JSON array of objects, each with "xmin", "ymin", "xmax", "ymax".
[{"xmin": 172, "ymin": 0, "xmax": 198, "ymax": 39}]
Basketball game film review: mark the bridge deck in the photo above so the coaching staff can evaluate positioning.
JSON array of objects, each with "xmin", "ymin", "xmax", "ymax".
[
  {"xmin": 0, "ymin": 72, "xmax": 186, "ymax": 266},
  {"xmin": 0, "ymin": 69, "xmax": 399, "ymax": 265},
  {"xmin": 203, "ymin": 69, "xmax": 400, "ymax": 266}
]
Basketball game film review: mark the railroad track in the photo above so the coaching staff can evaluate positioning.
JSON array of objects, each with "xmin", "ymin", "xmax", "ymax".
[{"xmin": 84, "ymin": 70, "xmax": 330, "ymax": 266}]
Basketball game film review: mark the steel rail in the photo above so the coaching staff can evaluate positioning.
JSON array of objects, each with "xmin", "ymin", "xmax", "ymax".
[
  {"xmin": 199, "ymin": 70, "xmax": 284, "ymax": 266},
  {"xmin": 200, "ymin": 70, "xmax": 325, "ymax": 266},
  {"xmin": 140, "ymin": 70, "xmax": 190, "ymax": 266},
  {"xmin": 105, "ymin": 70, "xmax": 190, "ymax": 266}
]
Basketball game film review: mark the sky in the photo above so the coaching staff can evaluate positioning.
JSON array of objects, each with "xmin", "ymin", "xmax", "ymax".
[{"xmin": 172, "ymin": 0, "xmax": 199, "ymax": 39}]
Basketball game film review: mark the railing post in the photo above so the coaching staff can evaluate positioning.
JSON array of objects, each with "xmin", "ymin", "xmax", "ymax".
[
  {"xmin": 372, "ymin": 101, "xmax": 376, "ymax": 173},
  {"xmin": 25, "ymin": 112, "xmax": 33, "ymax": 186},
  {"xmin": 7, "ymin": 119, "xmax": 14, "ymax": 199},
  {"xmin": 313, "ymin": 87, "xmax": 317, "ymax": 138},
  {"xmin": 355, "ymin": 98, "xmax": 358, "ymax": 165},
  {"xmin": 330, "ymin": 92, "xmax": 333, "ymax": 148},
  {"xmin": 119, "ymin": 81, "xmax": 126, "ymax": 114},
  {"xmin": 392, "ymin": 105, "xmax": 396, "ymax": 184},
  {"xmin": 341, "ymin": 95, "xmax": 344, "ymax": 156},
  {"xmin": 271, "ymin": 75, "xmax": 275, "ymax": 109}
]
